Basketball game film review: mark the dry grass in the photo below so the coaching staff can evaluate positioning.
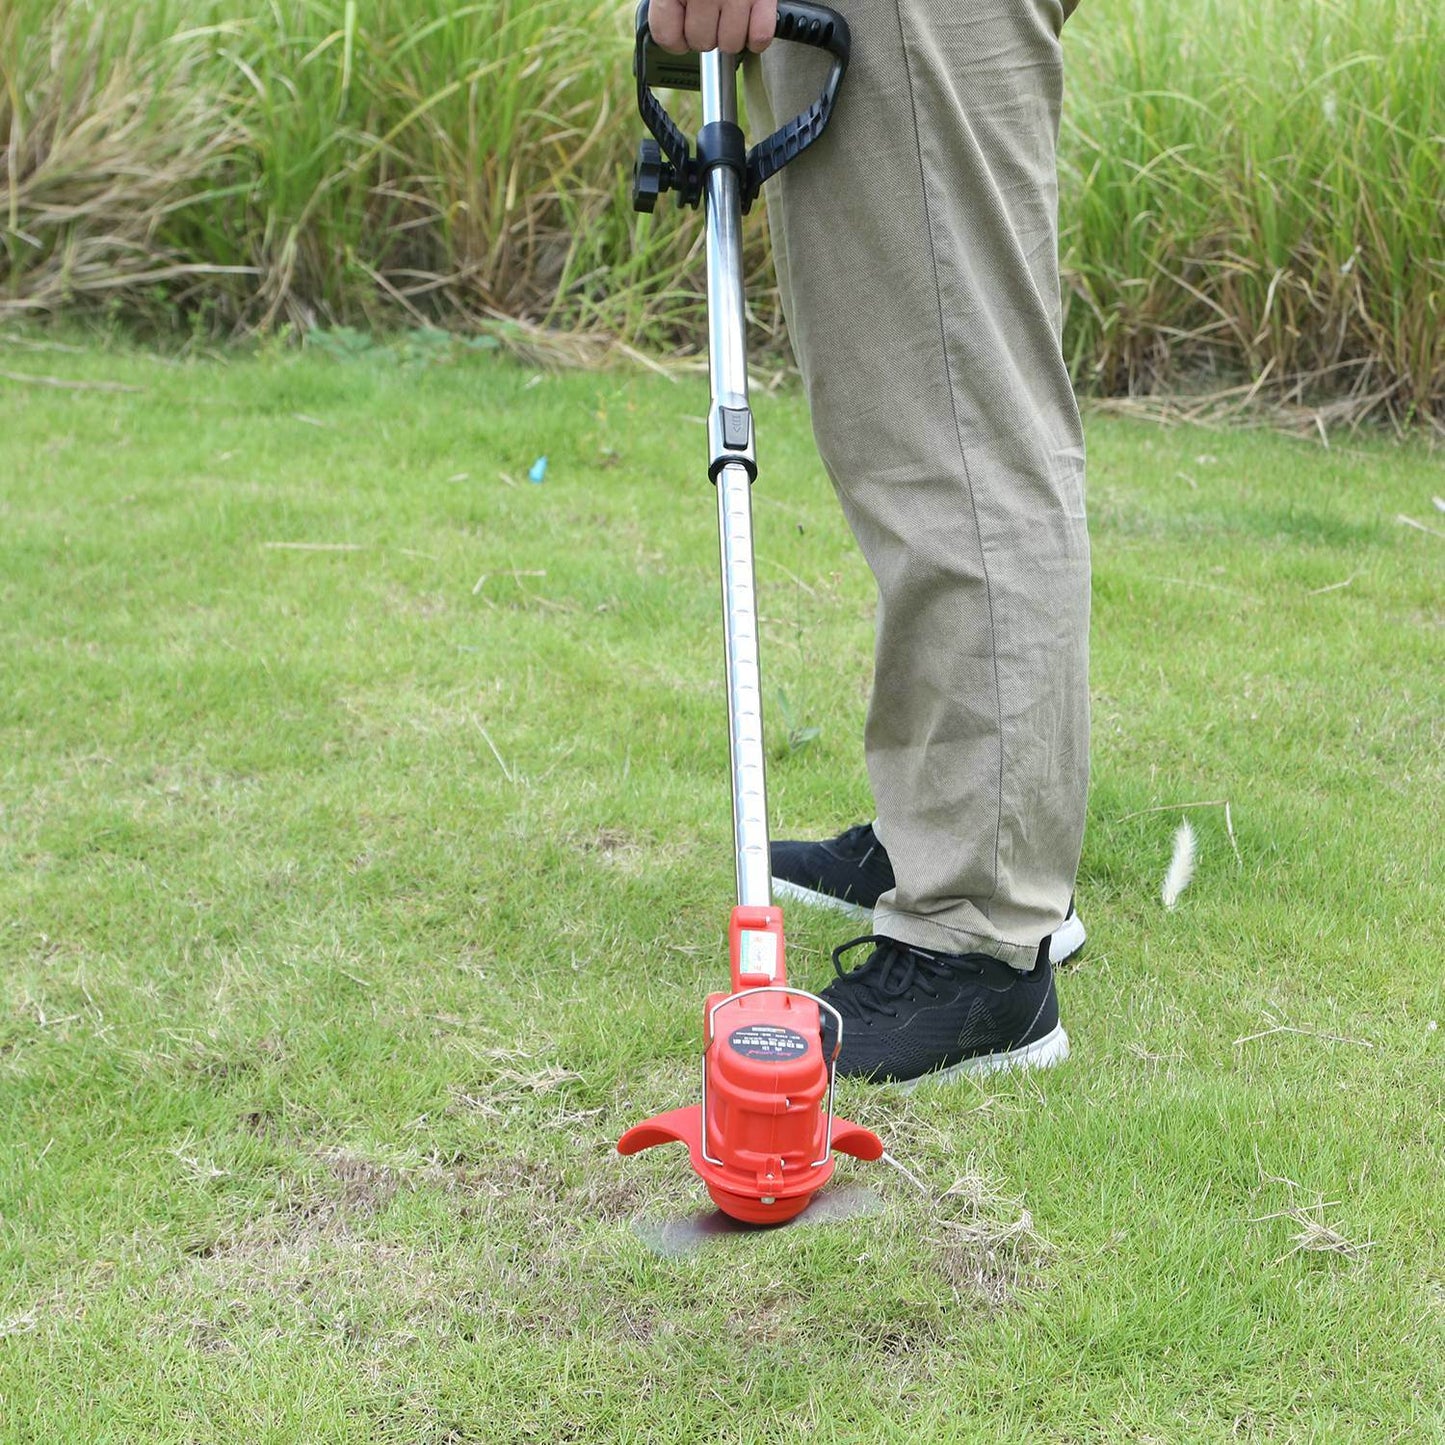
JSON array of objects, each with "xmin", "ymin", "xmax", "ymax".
[
  {"xmin": 4, "ymin": 0, "xmax": 1441, "ymax": 421},
  {"xmin": 1273, "ymin": 1204, "xmax": 1375, "ymax": 1263},
  {"xmin": 0, "ymin": 6, "xmax": 252, "ymax": 314}
]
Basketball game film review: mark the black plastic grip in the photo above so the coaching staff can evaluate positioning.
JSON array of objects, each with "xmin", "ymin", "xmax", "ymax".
[
  {"xmin": 632, "ymin": 0, "xmax": 850, "ymax": 211},
  {"xmin": 774, "ymin": 2, "xmax": 851, "ymax": 65},
  {"xmin": 634, "ymin": 0, "xmax": 696, "ymax": 193},
  {"xmin": 744, "ymin": 4, "xmax": 850, "ymax": 203}
]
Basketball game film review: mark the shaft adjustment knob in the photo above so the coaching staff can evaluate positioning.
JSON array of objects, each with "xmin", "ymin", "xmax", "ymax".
[{"xmin": 632, "ymin": 139, "xmax": 673, "ymax": 213}]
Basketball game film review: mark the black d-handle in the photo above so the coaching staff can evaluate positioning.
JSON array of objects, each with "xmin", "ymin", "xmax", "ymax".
[
  {"xmin": 632, "ymin": 0, "xmax": 851, "ymax": 211},
  {"xmin": 746, "ymin": 2, "xmax": 850, "ymax": 203},
  {"xmin": 773, "ymin": 2, "xmax": 850, "ymax": 67}
]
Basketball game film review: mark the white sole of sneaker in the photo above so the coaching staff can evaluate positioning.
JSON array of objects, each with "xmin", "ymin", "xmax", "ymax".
[
  {"xmin": 1050, "ymin": 911, "xmax": 1087, "ymax": 966},
  {"xmin": 771, "ymin": 878, "xmax": 1088, "ymax": 966},
  {"xmin": 894, "ymin": 1023, "xmax": 1071, "ymax": 1093},
  {"xmin": 771, "ymin": 876, "xmax": 875, "ymax": 920}
]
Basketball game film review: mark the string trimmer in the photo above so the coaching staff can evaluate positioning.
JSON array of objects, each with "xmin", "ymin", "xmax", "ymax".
[{"xmin": 617, "ymin": 1, "xmax": 884, "ymax": 1224}]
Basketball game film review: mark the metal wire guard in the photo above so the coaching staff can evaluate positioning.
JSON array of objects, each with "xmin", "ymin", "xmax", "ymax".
[{"xmin": 700, "ymin": 986, "xmax": 843, "ymax": 1172}]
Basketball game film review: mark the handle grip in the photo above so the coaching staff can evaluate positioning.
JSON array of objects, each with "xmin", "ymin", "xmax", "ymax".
[
  {"xmin": 773, "ymin": 2, "xmax": 851, "ymax": 66},
  {"xmin": 632, "ymin": 0, "xmax": 851, "ymax": 210},
  {"xmin": 746, "ymin": 3, "xmax": 850, "ymax": 201}
]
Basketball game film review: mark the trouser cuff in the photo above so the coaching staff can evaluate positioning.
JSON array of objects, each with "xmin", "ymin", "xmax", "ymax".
[{"xmin": 871, "ymin": 906, "xmax": 1044, "ymax": 972}]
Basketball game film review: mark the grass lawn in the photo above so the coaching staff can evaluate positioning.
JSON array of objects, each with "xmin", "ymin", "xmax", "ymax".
[{"xmin": 1, "ymin": 334, "xmax": 1442, "ymax": 1442}]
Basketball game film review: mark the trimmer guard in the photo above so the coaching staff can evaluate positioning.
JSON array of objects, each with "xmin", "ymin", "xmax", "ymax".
[{"xmin": 618, "ymin": 1104, "xmax": 884, "ymax": 1225}]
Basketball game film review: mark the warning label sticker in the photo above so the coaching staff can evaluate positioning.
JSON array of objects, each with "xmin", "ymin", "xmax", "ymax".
[
  {"xmin": 738, "ymin": 929, "xmax": 779, "ymax": 979},
  {"xmin": 726, "ymin": 1024, "xmax": 810, "ymax": 1062}
]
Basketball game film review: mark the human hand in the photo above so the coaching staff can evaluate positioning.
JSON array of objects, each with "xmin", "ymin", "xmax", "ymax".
[{"xmin": 647, "ymin": 0, "xmax": 778, "ymax": 56}]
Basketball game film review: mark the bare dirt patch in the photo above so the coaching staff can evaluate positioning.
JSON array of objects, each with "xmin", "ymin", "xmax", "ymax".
[{"xmin": 570, "ymin": 824, "xmax": 652, "ymax": 876}]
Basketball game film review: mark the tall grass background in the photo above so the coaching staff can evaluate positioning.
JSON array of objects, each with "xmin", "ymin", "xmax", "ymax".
[{"xmin": 2, "ymin": 0, "xmax": 1442, "ymax": 420}]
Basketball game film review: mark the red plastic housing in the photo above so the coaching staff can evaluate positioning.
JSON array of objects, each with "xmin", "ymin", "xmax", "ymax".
[{"xmin": 618, "ymin": 906, "xmax": 883, "ymax": 1224}]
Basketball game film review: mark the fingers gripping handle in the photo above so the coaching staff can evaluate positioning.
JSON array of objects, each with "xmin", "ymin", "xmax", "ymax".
[{"xmin": 632, "ymin": 0, "xmax": 850, "ymax": 210}]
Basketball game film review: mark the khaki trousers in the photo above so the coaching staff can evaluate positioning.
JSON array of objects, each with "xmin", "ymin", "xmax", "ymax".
[{"xmin": 746, "ymin": 0, "xmax": 1089, "ymax": 969}]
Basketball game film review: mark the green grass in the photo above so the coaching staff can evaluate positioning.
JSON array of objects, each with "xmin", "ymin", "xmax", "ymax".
[
  {"xmin": 1, "ymin": 336, "xmax": 1443, "ymax": 1440},
  {"xmin": 3, "ymin": 0, "xmax": 1442, "ymax": 417}
]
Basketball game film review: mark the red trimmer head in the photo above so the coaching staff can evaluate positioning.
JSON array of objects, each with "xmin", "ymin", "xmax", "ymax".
[{"xmin": 619, "ymin": 907, "xmax": 883, "ymax": 1224}]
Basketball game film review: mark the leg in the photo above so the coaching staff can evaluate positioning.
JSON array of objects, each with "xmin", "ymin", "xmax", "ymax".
[{"xmin": 747, "ymin": 0, "xmax": 1089, "ymax": 969}]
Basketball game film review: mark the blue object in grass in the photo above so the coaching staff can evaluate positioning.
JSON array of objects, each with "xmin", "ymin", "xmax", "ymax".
[{"xmin": 528, "ymin": 455, "xmax": 548, "ymax": 484}]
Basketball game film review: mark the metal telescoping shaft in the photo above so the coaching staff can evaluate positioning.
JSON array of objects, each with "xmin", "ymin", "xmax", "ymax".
[{"xmin": 700, "ymin": 51, "xmax": 770, "ymax": 910}]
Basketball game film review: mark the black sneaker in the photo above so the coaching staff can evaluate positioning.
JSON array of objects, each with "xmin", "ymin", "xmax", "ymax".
[
  {"xmin": 772, "ymin": 822, "xmax": 1087, "ymax": 965},
  {"xmin": 818, "ymin": 934, "xmax": 1069, "ymax": 1087},
  {"xmin": 771, "ymin": 822, "xmax": 895, "ymax": 914}
]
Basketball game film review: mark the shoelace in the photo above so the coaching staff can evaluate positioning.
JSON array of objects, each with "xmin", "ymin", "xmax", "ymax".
[{"xmin": 827, "ymin": 934, "xmax": 981, "ymax": 1021}]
